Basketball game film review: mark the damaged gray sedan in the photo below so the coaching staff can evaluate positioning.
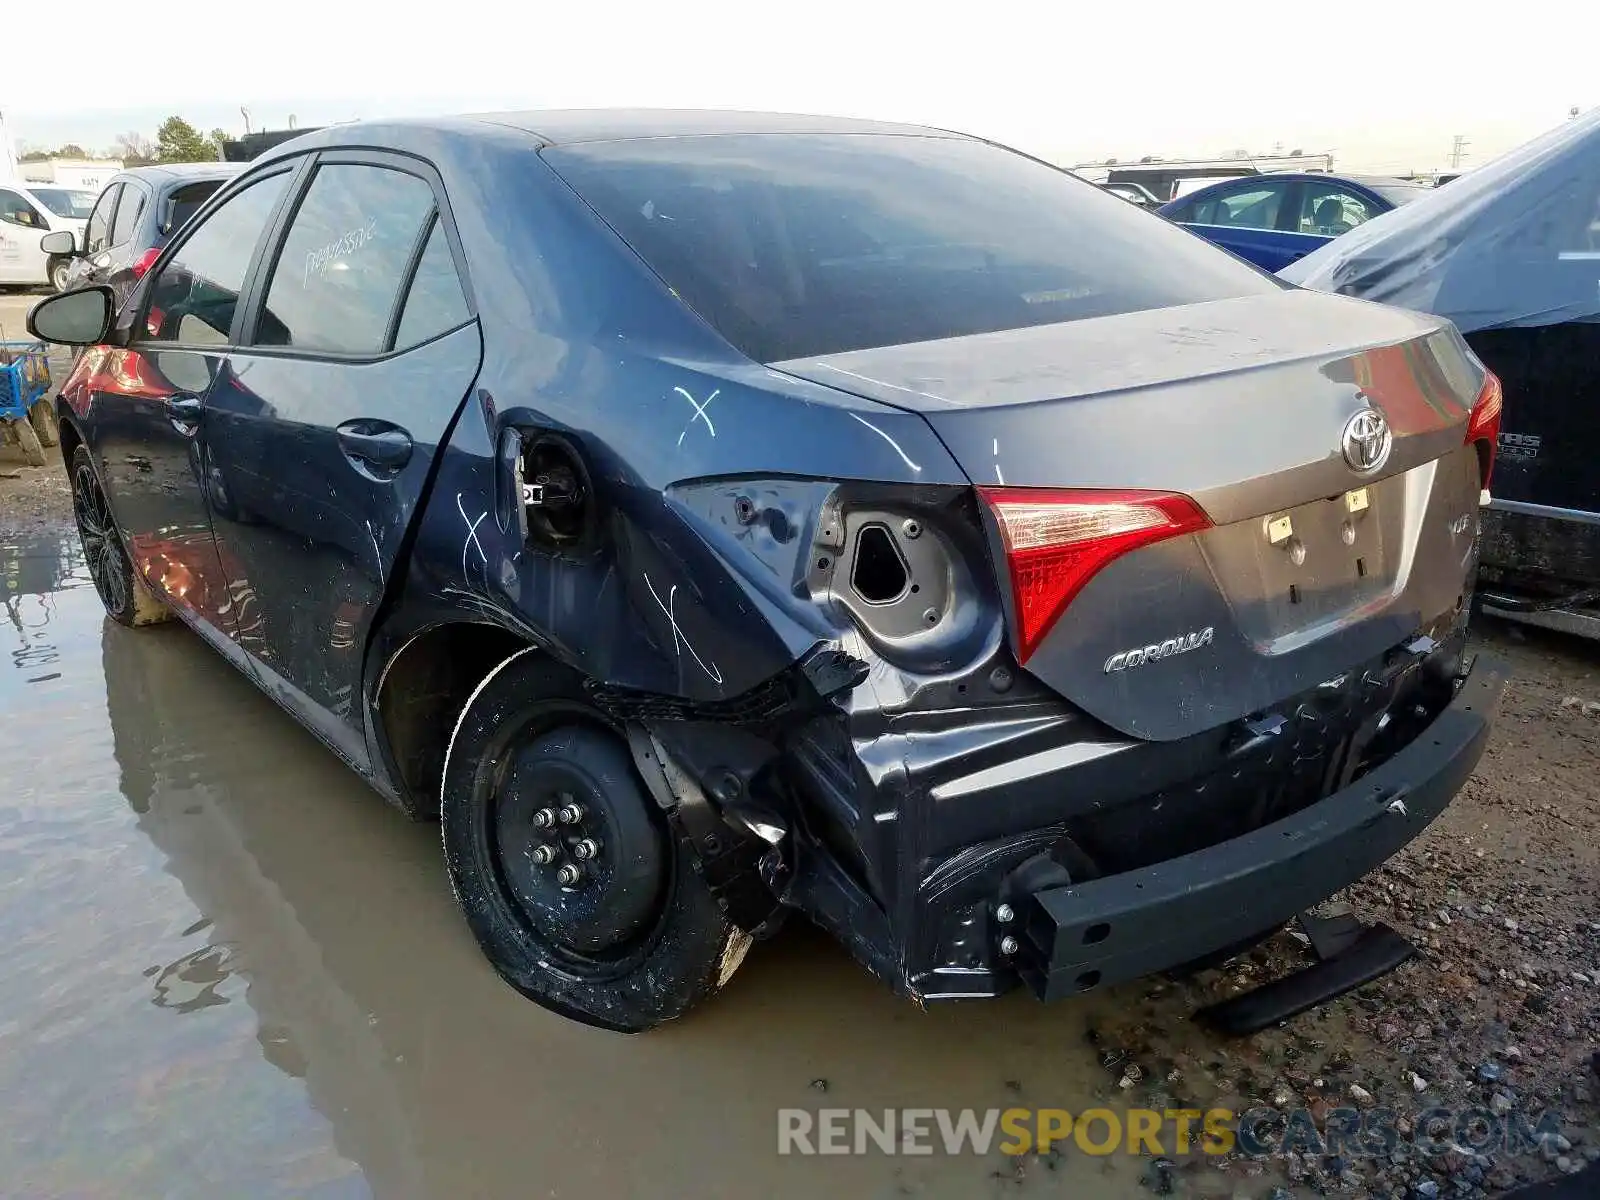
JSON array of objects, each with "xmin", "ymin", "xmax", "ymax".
[{"xmin": 29, "ymin": 110, "xmax": 1506, "ymax": 1031}]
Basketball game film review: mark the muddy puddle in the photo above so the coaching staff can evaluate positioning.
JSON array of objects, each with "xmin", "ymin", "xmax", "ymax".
[{"xmin": 0, "ymin": 533, "xmax": 1314, "ymax": 1199}]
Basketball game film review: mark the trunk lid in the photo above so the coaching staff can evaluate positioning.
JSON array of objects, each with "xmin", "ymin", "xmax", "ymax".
[{"xmin": 775, "ymin": 290, "xmax": 1489, "ymax": 740}]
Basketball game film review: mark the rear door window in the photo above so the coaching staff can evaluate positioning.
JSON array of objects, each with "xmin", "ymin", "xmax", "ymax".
[
  {"xmin": 110, "ymin": 186, "xmax": 145, "ymax": 246},
  {"xmin": 545, "ymin": 134, "xmax": 1280, "ymax": 362},
  {"xmin": 252, "ymin": 164, "xmax": 436, "ymax": 355},
  {"xmin": 393, "ymin": 217, "xmax": 470, "ymax": 349},
  {"xmin": 141, "ymin": 172, "xmax": 292, "ymax": 346},
  {"xmin": 1198, "ymin": 183, "xmax": 1288, "ymax": 231}
]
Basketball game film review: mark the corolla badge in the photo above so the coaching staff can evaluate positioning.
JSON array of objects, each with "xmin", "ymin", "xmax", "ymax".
[
  {"xmin": 1341, "ymin": 407, "xmax": 1393, "ymax": 474},
  {"xmin": 1104, "ymin": 626, "xmax": 1215, "ymax": 674}
]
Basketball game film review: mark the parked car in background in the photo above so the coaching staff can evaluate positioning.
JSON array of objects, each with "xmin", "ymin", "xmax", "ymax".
[
  {"xmin": 1160, "ymin": 173, "xmax": 1430, "ymax": 271},
  {"xmin": 1284, "ymin": 109, "xmax": 1600, "ymax": 639},
  {"xmin": 28, "ymin": 110, "xmax": 1502, "ymax": 1033},
  {"xmin": 0, "ymin": 182, "xmax": 98, "ymax": 290},
  {"xmin": 1100, "ymin": 181, "xmax": 1161, "ymax": 207},
  {"xmin": 44, "ymin": 163, "xmax": 246, "ymax": 306}
]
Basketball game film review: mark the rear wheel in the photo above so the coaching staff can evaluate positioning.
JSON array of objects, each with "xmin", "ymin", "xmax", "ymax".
[
  {"xmin": 70, "ymin": 445, "xmax": 171, "ymax": 627},
  {"xmin": 48, "ymin": 257, "xmax": 72, "ymax": 293},
  {"xmin": 440, "ymin": 650, "xmax": 750, "ymax": 1031}
]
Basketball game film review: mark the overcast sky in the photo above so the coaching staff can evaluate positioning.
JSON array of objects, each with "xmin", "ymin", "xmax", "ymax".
[{"xmin": 6, "ymin": 1, "xmax": 1592, "ymax": 173}]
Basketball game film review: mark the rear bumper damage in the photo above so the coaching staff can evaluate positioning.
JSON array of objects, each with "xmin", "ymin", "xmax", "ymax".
[
  {"xmin": 676, "ymin": 628, "xmax": 1506, "ymax": 1005},
  {"xmin": 1016, "ymin": 652, "xmax": 1505, "ymax": 1000}
]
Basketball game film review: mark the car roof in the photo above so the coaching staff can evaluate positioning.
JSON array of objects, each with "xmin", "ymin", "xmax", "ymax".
[
  {"xmin": 466, "ymin": 109, "xmax": 963, "ymax": 145},
  {"xmin": 117, "ymin": 162, "xmax": 248, "ymax": 183},
  {"xmin": 1164, "ymin": 171, "xmax": 1422, "ymax": 203}
]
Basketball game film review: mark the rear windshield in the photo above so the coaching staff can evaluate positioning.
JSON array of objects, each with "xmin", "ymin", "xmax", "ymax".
[
  {"xmin": 544, "ymin": 134, "xmax": 1280, "ymax": 362},
  {"xmin": 1369, "ymin": 183, "xmax": 1431, "ymax": 207},
  {"xmin": 162, "ymin": 180, "xmax": 229, "ymax": 235}
]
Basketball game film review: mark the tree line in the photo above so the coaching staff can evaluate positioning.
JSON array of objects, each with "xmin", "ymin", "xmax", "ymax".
[{"xmin": 20, "ymin": 117, "xmax": 231, "ymax": 166}]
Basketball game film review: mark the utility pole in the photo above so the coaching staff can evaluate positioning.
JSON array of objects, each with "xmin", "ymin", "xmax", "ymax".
[{"xmin": 1449, "ymin": 134, "xmax": 1469, "ymax": 169}]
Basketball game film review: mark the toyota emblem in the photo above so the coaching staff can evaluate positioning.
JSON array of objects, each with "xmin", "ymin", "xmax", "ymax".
[{"xmin": 1341, "ymin": 408, "xmax": 1392, "ymax": 474}]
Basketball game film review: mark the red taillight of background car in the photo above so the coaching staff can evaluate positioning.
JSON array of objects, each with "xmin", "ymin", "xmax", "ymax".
[
  {"xmin": 131, "ymin": 248, "xmax": 162, "ymax": 279},
  {"xmin": 978, "ymin": 487, "xmax": 1213, "ymax": 664},
  {"xmin": 1465, "ymin": 370, "xmax": 1502, "ymax": 487}
]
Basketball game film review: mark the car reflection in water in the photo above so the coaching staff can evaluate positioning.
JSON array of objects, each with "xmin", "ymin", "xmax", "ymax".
[{"xmin": 97, "ymin": 609, "xmax": 1138, "ymax": 1200}]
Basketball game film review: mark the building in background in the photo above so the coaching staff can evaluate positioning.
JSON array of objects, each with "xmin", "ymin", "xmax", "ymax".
[{"xmin": 19, "ymin": 157, "xmax": 122, "ymax": 191}]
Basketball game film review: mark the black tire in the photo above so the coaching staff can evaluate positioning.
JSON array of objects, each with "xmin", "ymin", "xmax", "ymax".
[
  {"xmin": 440, "ymin": 649, "xmax": 750, "ymax": 1031},
  {"xmin": 70, "ymin": 445, "xmax": 171, "ymax": 627},
  {"xmin": 48, "ymin": 258, "xmax": 73, "ymax": 294}
]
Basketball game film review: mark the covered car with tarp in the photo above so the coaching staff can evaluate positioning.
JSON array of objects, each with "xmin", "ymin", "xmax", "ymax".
[{"xmin": 1283, "ymin": 111, "xmax": 1600, "ymax": 637}]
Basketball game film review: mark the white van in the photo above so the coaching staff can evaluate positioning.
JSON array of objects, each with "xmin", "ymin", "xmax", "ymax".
[{"xmin": 0, "ymin": 182, "xmax": 99, "ymax": 290}]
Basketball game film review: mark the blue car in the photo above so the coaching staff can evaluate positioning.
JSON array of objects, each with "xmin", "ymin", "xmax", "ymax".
[{"xmin": 1159, "ymin": 173, "xmax": 1429, "ymax": 271}]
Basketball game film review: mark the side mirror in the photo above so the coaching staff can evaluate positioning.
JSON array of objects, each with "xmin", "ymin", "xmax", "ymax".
[
  {"xmin": 39, "ymin": 229, "xmax": 77, "ymax": 256},
  {"xmin": 27, "ymin": 286, "xmax": 114, "ymax": 346}
]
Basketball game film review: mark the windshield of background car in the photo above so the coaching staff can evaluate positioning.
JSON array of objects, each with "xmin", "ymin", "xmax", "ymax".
[
  {"xmin": 544, "ymin": 134, "xmax": 1282, "ymax": 362},
  {"xmin": 30, "ymin": 188, "xmax": 96, "ymax": 219}
]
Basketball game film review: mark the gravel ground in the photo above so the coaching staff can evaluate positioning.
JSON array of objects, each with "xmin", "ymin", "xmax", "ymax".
[
  {"xmin": 0, "ymin": 456, "xmax": 73, "ymax": 534},
  {"xmin": 1061, "ymin": 619, "xmax": 1599, "ymax": 1199},
  {"xmin": 1, "ymin": 453, "xmax": 1594, "ymax": 1198}
]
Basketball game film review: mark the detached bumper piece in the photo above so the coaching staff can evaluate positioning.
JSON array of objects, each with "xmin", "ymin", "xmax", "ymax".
[
  {"xmin": 1194, "ymin": 910, "xmax": 1417, "ymax": 1036},
  {"xmin": 1014, "ymin": 655, "xmax": 1507, "ymax": 1005}
]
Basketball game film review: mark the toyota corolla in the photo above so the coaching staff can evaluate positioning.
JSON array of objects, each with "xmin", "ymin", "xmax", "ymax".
[{"xmin": 27, "ymin": 111, "xmax": 1505, "ymax": 1031}]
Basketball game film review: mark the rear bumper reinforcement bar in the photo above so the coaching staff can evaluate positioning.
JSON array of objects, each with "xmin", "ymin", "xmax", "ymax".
[{"xmin": 1016, "ymin": 654, "xmax": 1507, "ymax": 1002}]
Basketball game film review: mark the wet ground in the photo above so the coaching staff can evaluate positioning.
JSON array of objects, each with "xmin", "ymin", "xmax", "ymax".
[
  {"xmin": 1, "ymin": 518, "xmax": 1596, "ymax": 1198},
  {"xmin": 0, "ymin": 531, "xmax": 1171, "ymax": 1199}
]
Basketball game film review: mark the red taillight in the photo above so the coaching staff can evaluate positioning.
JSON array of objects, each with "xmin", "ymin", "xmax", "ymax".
[
  {"xmin": 1465, "ymin": 370, "xmax": 1502, "ymax": 486},
  {"xmin": 979, "ymin": 487, "xmax": 1213, "ymax": 664},
  {"xmin": 131, "ymin": 248, "xmax": 161, "ymax": 279}
]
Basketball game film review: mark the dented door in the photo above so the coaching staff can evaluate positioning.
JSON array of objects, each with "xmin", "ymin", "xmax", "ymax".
[{"xmin": 205, "ymin": 157, "xmax": 481, "ymax": 770}]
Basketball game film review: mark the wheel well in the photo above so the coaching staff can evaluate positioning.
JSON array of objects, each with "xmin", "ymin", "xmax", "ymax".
[
  {"xmin": 57, "ymin": 414, "xmax": 82, "ymax": 469},
  {"xmin": 375, "ymin": 621, "xmax": 530, "ymax": 817}
]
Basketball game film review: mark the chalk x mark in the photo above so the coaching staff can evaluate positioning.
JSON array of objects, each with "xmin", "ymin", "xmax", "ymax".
[
  {"xmin": 674, "ymin": 386, "xmax": 719, "ymax": 447},
  {"xmin": 456, "ymin": 492, "xmax": 489, "ymax": 583}
]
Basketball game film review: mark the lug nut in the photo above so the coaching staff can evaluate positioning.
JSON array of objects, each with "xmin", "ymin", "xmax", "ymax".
[
  {"xmin": 556, "ymin": 863, "xmax": 583, "ymax": 886},
  {"xmin": 531, "ymin": 844, "xmax": 557, "ymax": 865},
  {"xmin": 558, "ymin": 803, "xmax": 584, "ymax": 825},
  {"xmin": 573, "ymin": 838, "xmax": 599, "ymax": 861},
  {"xmin": 995, "ymin": 904, "xmax": 1015, "ymax": 923},
  {"xmin": 532, "ymin": 808, "xmax": 556, "ymax": 829},
  {"xmin": 1000, "ymin": 936, "xmax": 1019, "ymax": 956}
]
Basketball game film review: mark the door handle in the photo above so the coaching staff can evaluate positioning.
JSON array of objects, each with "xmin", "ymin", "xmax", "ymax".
[
  {"xmin": 337, "ymin": 425, "xmax": 413, "ymax": 471},
  {"xmin": 165, "ymin": 393, "xmax": 204, "ymax": 428}
]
